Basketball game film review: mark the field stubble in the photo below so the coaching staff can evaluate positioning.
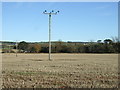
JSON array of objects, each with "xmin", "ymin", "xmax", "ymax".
[{"xmin": 2, "ymin": 53, "xmax": 118, "ymax": 88}]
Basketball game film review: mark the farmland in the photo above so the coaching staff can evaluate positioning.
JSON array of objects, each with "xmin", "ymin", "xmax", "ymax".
[{"xmin": 2, "ymin": 53, "xmax": 118, "ymax": 88}]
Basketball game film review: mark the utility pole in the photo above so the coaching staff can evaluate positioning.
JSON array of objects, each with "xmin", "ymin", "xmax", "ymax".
[
  {"xmin": 9, "ymin": 45, "xmax": 10, "ymax": 54},
  {"xmin": 43, "ymin": 10, "xmax": 59, "ymax": 60},
  {"xmin": 16, "ymin": 40, "xmax": 18, "ymax": 57}
]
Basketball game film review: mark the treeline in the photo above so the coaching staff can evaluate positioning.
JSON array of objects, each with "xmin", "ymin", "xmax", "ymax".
[{"xmin": 10, "ymin": 38, "xmax": 119, "ymax": 53}]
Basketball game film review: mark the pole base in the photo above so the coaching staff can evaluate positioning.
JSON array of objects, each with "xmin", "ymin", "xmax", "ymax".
[{"xmin": 49, "ymin": 59, "xmax": 52, "ymax": 61}]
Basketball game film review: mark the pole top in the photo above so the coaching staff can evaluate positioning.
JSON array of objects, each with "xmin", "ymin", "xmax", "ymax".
[{"xmin": 43, "ymin": 10, "xmax": 59, "ymax": 15}]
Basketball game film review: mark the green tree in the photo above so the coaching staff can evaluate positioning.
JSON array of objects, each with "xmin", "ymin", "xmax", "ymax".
[
  {"xmin": 29, "ymin": 46, "xmax": 36, "ymax": 53},
  {"xmin": 97, "ymin": 40, "xmax": 102, "ymax": 43},
  {"xmin": 41, "ymin": 44, "xmax": 49, "ymax": 53},
  {"xmin": 104, "ymin": 39, "xmax": 113, "ymax": 44},
  {"xmin": 76, "ymin": 44, "xmax": 85, "ymax": 53},
  {"xmin": 18, "ymin": 41, "xmax": 28, "ymax": 52},
  {"xmin": 60, "ymin": 45, "xmax": 74, "ymax": 53}
]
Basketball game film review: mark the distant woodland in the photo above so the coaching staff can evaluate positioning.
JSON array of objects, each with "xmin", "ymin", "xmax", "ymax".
[{"xmin": 1, "ymin": 38, "xmax": 120, "ymax": 53}]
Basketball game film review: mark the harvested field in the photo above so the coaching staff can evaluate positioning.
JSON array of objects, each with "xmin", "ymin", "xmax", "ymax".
[{"xmin": 2, "ymin": 53, "xmax": 118, "ymax": 88}]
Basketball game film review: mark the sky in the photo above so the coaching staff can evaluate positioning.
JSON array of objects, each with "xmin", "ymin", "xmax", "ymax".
[{"xmin": 2, "ymin": 2, "xmax": 118, "ymax": 42}]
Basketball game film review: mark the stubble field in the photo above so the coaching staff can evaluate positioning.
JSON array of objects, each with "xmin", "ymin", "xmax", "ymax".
[{"xmin": 2, "ymin": 53, "xmax": 118, "ymax": 88}]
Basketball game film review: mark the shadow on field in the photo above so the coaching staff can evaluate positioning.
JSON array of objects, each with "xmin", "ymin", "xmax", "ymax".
[
  {"xmin": 27, "ymin": 59, "xmax": 44, "ymax": 61},
  {"xmin": 55, "ymin": 59, "xmax": 80, "ymax": 61},
  {"xmin": 26, "ymin": 59, "xmax": 81, "ymax": 61}
]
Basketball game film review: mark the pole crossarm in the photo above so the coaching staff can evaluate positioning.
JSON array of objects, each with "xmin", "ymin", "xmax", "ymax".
[
  {"xmin": 43, "ymin": 10, "xmax": 59, "ymax": 60},
  {"xmin": 43, "ymin": 12, "xmax": 57, "ymax": 15},
  {"xmin": 43, "ymin": 10, "xmax": 59, "ymax": 15}
]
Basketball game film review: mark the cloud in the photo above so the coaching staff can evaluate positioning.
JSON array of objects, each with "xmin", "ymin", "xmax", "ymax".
[
  {"xmin": 94, "ymin": 4, "xmax": 115, "ymax": 16},
  {"xmin": 100, "ymin": 12, "xmax": 112, "ymax": 16},
  {"xmin": 95, "ymin": 4, "xmax": 111, "ymax": 10}
]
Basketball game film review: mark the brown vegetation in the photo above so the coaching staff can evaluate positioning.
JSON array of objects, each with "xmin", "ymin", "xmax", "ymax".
[{"xmin": 2, "ymin": 53, "xmax": 118, "ymax": 88}]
